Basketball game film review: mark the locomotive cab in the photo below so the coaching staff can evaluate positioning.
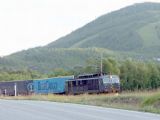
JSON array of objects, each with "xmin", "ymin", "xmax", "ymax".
[{"xmin": 102, "ymin": 75, "xmax": 120, "ymax": 93}]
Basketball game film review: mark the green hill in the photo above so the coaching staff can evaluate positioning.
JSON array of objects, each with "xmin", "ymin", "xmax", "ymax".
[
  {"xmin": 0, "ymin": 47, "xmax": 117, "ymax": 72},
  {"xmin": 0, "ymin": 2, "xmax": 160, "ymax": 72},
  {"xmin": 48, "ymin": 2, "xmax": 160, "ymax": 54}
]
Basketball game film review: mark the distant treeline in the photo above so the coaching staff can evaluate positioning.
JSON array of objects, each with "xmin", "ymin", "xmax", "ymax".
[
  {"xmin": 72, "ymin": 58, "xmax": 160, "ymax": 90},
  {"xmin": 0, "ymin": 59, "xmax": 160, "ymax": 91}
]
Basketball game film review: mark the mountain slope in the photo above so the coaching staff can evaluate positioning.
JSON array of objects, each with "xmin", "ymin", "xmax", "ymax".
[
  {"xmin": 0, "ymin": 2, "xmax": 160, "ymax": 72},
  {"xmin": 48, "ymin": 2, "xmax": 160, "ymax": 53},
  {"xmin": 0, "ymin": 48, "xmax": 116, "ymax": 72}
]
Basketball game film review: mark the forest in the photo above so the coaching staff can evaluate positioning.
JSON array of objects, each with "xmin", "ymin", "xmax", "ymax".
[{"xmin": 0, "ymin": 58, "xmax": 160, "ymax": 91}]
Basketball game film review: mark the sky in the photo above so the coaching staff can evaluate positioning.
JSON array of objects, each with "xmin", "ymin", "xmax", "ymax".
[{"xmin": 0, "ymin": 0, "xmax": 160, "ymax": 56}]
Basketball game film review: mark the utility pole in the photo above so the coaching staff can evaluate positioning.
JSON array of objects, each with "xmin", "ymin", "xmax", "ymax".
[
  {"xmin": 100, "ymin": 53, "xmax": 103, "ymax": 75},
  {"xmin": 14, "ymin": 83, "xmax": 17, "ymax": 96}
]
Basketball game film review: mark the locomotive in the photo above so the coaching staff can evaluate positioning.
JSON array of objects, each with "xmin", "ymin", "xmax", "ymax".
[
  {"xmin": 65, "ymin": 73, "xmax": 120, "ymax": 94},
  {"xmin": 0, "ymin": 74, "xmax": 120, "ymax": 96}
]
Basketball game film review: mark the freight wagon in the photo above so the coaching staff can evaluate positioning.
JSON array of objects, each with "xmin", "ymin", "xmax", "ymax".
[
  {"xmin": 0, "ymin": 80, "xmax": 33, "ymax": 96},
  {"xmin": 33, "ymin": 76, "xmax": 74, "ymax": 94}
]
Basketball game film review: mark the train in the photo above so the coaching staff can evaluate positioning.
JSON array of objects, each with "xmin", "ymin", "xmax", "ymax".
[{"xmin": 0, "ymin": 73, "xmax": 120, "ymax": 96}]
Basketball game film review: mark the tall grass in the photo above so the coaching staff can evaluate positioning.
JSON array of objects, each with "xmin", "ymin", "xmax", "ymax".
[{"xmin": 0, "ymin": 90, "xmax": 160, "ymax": 114}]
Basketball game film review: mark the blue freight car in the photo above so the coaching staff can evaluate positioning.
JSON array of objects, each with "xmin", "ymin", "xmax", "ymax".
[{"xmin": 33, "ymin": 76, "xmax": 74, "ymax": 94}]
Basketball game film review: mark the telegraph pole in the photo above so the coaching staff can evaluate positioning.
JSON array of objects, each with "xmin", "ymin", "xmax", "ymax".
[{"xmin": 100, "ymin": 53, "xmax": 103, "ymax": 75}]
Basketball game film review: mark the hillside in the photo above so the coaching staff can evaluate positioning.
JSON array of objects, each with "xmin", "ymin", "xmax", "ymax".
[
  {"xmin": 0, "ymin": 47, "xmax": 117, "ymax": 72},
  {"xmin": 0, "ymin": 2, "xmax": 160, "ymax": 72},
  {"xmin": 48, "ymin": 2, "xmax": 160, "ymax": 54}
]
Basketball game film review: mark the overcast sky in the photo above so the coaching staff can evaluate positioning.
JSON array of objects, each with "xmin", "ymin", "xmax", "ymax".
[{"xmin": 0, "ymin": 0, "xmax": 159, "ymax": 56}]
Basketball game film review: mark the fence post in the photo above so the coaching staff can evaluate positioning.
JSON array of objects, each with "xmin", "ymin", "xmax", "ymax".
[
  {"xmin": 14, "ymin": 83, "xmax": 17, "ymax": 96},
  {"xmin": 4, "ymin": 89, "xmax": 7, "ymax": 96}
]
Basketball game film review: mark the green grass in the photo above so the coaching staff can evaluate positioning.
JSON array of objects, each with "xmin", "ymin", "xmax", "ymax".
[
  {"xmin": 141, "ymin": 93, "xmax": 160, "ymax": 113},
  {"xmin": 1, "ymin": 90, "xmax": 160, "ymax": 114}
]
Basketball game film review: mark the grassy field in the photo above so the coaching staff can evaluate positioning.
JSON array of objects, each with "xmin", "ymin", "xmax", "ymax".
[{"xmin": 0, "ymin": 90, "xmax": 160, "ymax": 114}]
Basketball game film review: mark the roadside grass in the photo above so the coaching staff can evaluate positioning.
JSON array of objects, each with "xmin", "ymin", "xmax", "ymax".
[{"xmin": 0, "ymin": 90, "xmax": 160, "ymax": 114}]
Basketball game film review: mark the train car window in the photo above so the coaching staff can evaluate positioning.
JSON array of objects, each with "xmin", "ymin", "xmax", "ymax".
[
  {"xmin": 112, "ymin": 77, "xmax": 120, "ymax": 83},
  {"xmin": 102, "ymin": 76, "xmax": 109, "ymax": 83},
  {"xmin": 102, "ymin": 75, "xmax": 120, "ymax": 84}
]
